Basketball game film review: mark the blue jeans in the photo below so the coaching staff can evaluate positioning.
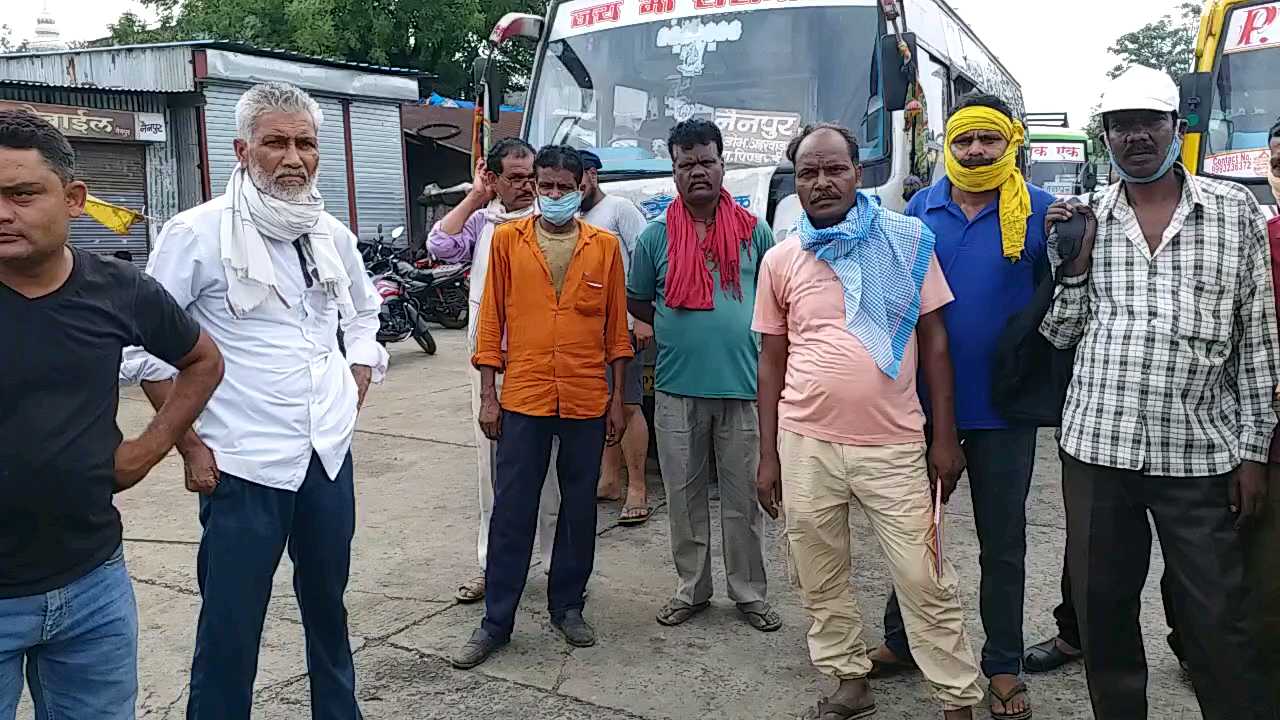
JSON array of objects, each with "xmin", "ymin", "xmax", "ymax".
[
  {"xmin": 483, "ymin": 411, "xmax": 605, "ymax": 641},
  {"xmin": 883, "ymin": 428, "xmax": 1037, "ymax": 678},
  {"xmin": 187, "ymin": 454, "xmax": 360, "ymax": 720},
  {"xmin": 0, "ymin": 545, "xmax": 138, "ymax": 719}
]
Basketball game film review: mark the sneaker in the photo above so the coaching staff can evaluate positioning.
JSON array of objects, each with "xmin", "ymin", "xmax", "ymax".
[
  {"xmin": 552, "ymin": 609, "xmax": 597, "ymax": 647},
  {"xmin": 451, "ymin": 627, "xmax": 506, "ymax": 669}
]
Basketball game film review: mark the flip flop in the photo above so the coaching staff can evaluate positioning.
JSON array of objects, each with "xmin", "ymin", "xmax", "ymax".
[
  {"xmin": 737, "ymin": 603, "xmax": 782, "ymax": 632},
  {"xmin": 656, "ymin": 599, "xmax": 710, "ymax": 626},
  {"xmin": 989, "ymin": 680, "xmax": 1032, "ymax": 720},
  {"xmin": 455, "ymin": 576, "xmax": 485, "ymax": 604},
  {"xmin": 809, "ymin": 698, "xmax": 877, "ymax": 719},
  {"xmin": 618, "ymin": 505, "xmax": 651, "ymax": 526}
]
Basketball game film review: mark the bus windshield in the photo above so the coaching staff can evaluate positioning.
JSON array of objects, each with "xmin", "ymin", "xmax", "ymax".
[
  {"xmin": 1029, "ymin": 161, "xmax": 1084, "ymax": 194},
  {"xmin": 527, "ymin": 0, "xmax": 885, "ymax": 174},
  {"xmin": 1202, "ymin": 3, "xmax": 1280, "ymax": 180}
]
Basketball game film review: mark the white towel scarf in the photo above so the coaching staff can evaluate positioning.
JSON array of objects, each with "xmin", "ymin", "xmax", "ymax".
[{"xmin": 220, "ymin": 164, "xmax": 355, "ymax": 319}]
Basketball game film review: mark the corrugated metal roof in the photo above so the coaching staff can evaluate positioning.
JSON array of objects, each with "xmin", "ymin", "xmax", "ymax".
[
  {"xmin": 0, "ymin": 45, "xmax": 197, "ymax": 92},
  {"xmin": 0, "ymin": 40, "xmax": 425, "ymax": 80}
]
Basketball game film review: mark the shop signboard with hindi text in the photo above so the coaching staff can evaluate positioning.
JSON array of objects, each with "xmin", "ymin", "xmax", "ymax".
[{"xmin": 0, "ymin": 100, "xmax": 147, "ymax": 143}]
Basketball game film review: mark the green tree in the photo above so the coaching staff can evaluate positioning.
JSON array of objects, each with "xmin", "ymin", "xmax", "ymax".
[
  {"xmin": 105, "ymin": 0, "xmax": 548, "ymax": 96},
  {"xmin": 1107, "ymin": 1, "xmax": 1202, "ymax": 83},
  {"xmin": 0, "ymin": 24, "xmax": 29, "ymax": 53}
]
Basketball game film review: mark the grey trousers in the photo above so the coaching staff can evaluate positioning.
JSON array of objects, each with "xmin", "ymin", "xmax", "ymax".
[{"xmin": 654, "ymin": 391, "xmax": 768, "ymax": 607}]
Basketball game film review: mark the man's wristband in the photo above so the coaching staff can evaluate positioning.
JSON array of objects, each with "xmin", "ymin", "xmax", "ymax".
[{"xmin": 1058, "ymin": 273, "xmax": 1089, "ymax": 289}]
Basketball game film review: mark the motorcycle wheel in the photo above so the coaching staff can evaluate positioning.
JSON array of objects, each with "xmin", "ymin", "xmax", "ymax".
[
  {"xmin": 439, "ymin": 305, "xmax": 468, "ymax": 330},
  {"xmin": 408, "ymin": 306, "xmax": 436, "ymax": 355}
]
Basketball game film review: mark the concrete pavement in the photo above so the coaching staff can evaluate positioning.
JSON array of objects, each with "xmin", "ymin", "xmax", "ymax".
[{"xmin": 21, "ymin": 328, "xmax": 1202, "ymax": 718}]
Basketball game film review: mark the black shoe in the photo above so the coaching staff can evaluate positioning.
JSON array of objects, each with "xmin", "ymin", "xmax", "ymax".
[
  {"xmin": 552, "ymin": 610, "xmax": 597, "ymax": 647},
  {"xmin": 1024, "ymin": 636, "xmax": 1082, "ymax": 673},
  {"xmin": 451, "ymin": 628, "xmax": 505, "ymax": 669}
]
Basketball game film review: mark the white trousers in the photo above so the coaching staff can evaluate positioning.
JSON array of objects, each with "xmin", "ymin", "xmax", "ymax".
[{"xmin": 471, "ymin": 369, "xmax": 561, "ymax": 569}]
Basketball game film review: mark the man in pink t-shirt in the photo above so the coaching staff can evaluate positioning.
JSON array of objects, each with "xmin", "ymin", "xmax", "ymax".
[{"xmin": 753, "ymin": 125, "xmax": 982, "ymax": 720}]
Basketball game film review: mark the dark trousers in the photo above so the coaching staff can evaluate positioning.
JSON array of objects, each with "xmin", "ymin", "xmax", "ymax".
[
  {"xmin": 883, "ymin": 428, "xmax": 1037, "ymax": 677},
  {"xmin": 187, "ymin": 454, "xmax": 360, "ymax": 720},
  {"xmin": 1248, "ymin": 474, "xmax": 1280, "ymax": 710},
  {"xmin": 1061, "ymin": 452, "xmax": 1273, "ymax": 720},
  {"xmin": 1052, "ymin": 547, "xmax": 1183, "ymax": 659},
  {"xmin": 483, "ymin": 411, "xmax": 605, "ymax": 641}
]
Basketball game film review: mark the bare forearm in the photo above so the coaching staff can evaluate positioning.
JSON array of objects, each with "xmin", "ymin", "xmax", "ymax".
[
  {"xmin": 479, "ymin": 366, "xmax": 499, "ymax": 401},
  {"xmin": 758, "ymin": 338, "xmax": 787, "ymax": 462},
  {"xmin": 141, "ymin": 379, "xmax": 199, "ymax": 449},
  {"xmin": 919, "ymin": 318, "xmax": 958, "ymax": 443},
  {"xmin": 627, "ymin": 298, "xmax": 655, "ymax": 325},
  {"xmin": 609, "ymin": 359, "xmax": 627, "ymax": 405},
  {"xmin": 137, "ymin": 339, "xmax": 222, "ymax": 454},
  {"xmin": 439, "ymin": 191, "xmax": 488, "ymax": 235}
]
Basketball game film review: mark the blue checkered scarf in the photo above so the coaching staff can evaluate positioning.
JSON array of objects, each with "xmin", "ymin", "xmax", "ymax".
[{"xmin": 795, "ymin": 192, "xmax": 936, "ymax": 378}]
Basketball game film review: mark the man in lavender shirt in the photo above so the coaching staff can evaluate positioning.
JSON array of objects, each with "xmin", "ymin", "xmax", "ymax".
[{"xmin": 428, "ymin": 138, "xmax": 561, "ymax": 604}]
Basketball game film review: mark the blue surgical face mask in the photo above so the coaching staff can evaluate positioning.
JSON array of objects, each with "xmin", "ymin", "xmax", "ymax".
[
  {"xmin": 539, "ymin": 191, "xmax": 582, "ymax": 226},
  {"xmin": 1107, "ymin": 133, "xmax": 1183, "ymax": 185}
]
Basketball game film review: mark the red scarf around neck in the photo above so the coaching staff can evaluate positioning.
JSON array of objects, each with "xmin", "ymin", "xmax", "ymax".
[{"xmin": 664, "ymin": 188, "xmax": 758, "ymax": 310}]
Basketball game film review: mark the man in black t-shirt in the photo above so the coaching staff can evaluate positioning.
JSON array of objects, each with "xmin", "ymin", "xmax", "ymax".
[{"xmin": 0, "ymin": 111, "xmax": 223, "ymax": 718}]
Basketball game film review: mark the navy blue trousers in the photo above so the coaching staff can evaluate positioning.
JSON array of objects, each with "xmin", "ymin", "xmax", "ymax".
[
  {"xmin": 187, "ymin": 453, "xmax": 360, "ymax": 720},
  {"xmin": 883, "ymin": 428, "xmax": 1037, "ymax": 678},
  {"xmin": 483, "ymin": 411, "xmax": 605, "ymax": 642}
]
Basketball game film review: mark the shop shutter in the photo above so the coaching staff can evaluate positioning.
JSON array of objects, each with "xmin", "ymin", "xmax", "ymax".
[
  {"xmin": 69, "ymin": 141, "xmax": 149, "ymax": 268},
  {"xmin": 349, "ymin": 101, "xmax": 407, "ymax": 242},
  {"xmin": 202, "ymin": 82, "xmax": 350, "ymax": 227}
]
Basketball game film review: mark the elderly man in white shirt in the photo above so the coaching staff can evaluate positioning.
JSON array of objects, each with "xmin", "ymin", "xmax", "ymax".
[{"xmin": 121, "ymin": 82, "xmax": 386, "ymax": 720}]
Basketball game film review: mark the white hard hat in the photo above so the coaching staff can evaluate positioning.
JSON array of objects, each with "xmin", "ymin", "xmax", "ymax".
[{"xmin": 1098, "ymin": 65, "xmax": 1179, "ymax": 115}]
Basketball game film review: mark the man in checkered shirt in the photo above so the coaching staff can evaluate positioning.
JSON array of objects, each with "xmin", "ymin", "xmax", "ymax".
[{"xmin": 1039, "ymin": 66, "xmax": 1278, "ymax": 720}]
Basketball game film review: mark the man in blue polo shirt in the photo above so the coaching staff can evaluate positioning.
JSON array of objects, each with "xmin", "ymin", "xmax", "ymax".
[{"xmin": 869, "ymin": 93, "xmax": 1054, "ymax": 720}]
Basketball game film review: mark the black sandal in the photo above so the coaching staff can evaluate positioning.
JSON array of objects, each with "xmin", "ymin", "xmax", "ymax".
[{"xmin": 1023, "ymin": 638, "xmax": 1081, "ymax": 673}]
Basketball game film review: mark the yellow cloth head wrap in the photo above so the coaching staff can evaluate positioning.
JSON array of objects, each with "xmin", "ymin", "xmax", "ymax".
[{"xmin": 944, "ymin": 106, "xmax": 1031, "ymax": 261}]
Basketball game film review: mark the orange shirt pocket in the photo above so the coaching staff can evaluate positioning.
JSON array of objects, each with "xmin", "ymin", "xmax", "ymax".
[{"xmin": 575, "ymin": 271, "xmax": 607, "ymax": 316}]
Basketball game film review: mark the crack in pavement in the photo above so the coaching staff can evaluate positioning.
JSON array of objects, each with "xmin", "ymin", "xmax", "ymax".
[
  {"xmin": 355, "ymin": 427, "xmax": 474, "ymax": 449},
  {"xmin": 125, "ymin": 537, "xmax": 201, "ymax": 547},
  {"xmin": 158, "ymin": 682, "xmax": 188, "ymax": 720},
  {"xmin": 130, "ymin": 574, "xmax": 199, "ymax": 597},
  {"xmin": 252, "ymin": 670, "xmax": 311, "ymax": 702},
  {"xmin": 380, "ymin": 640, "xmax": 652, "ymax": 720},
  {"xmin": 349, "ymin": 589, "xmax": 453, "ymax": 605},
  {"xmin": 550, "ymin": 649, "xmax": 573, "ymax": 694}
]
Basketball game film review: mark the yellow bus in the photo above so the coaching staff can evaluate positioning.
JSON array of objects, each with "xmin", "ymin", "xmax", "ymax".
[{"xmin": 1182, "ymin": 0, "xmax": 1280, "ymax": 206}]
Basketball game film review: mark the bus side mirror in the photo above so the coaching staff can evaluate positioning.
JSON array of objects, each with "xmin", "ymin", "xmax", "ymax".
[
  {"xmin": 490, "ymin": 12, "xmax": 545, "ymax": 45},
  {"xmin": 1179, "ymin": 72, "xmax": 1213, "ymax": 134},
  {"xmin": 879, "ymin": 32, "xmax": 918, "ymax": 113}
]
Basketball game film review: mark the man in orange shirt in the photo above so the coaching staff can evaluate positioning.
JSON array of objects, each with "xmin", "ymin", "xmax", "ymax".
[{"xmin": 452, "ymin": 145, "xmax": 632, "ymax": 669}]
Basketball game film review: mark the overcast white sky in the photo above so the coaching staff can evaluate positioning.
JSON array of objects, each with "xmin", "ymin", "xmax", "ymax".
[{"xmin": 5, "ymin": 0, "xmax": 1192, "ymax": 126}]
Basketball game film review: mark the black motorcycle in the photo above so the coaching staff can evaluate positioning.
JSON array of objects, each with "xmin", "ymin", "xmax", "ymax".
[
  {"xmin": 364, "ymin": 226, "xmax": 436, "ymax": 355},
  {"xmin": 394, "ymin": 259, "xmax": 469, "ymax": 330}
]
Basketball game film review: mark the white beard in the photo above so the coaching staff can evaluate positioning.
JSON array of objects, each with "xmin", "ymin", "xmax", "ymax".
[{"xmin": 248, "ymin": 162, "xmax": 318, "ymax": 202}]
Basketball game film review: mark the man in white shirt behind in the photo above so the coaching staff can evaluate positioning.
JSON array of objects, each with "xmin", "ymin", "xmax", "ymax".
[
  {"xmin": 121, "ymin": 82, "xmax": 387, "ymax": 720},
  {"xmin": 578, "ymin": 150, "xmax": 654, "ymax": 525}
]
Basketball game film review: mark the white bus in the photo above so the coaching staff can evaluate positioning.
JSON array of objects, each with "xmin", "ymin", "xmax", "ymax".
[{"xmin": 487, "ymin": 0, "xmax": 1024, "ymax": 234}]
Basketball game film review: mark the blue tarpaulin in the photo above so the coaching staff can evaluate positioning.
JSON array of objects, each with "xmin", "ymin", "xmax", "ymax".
[{"xmin": 423, "ymin": 92, "xmax": 523, "ymax": 114}]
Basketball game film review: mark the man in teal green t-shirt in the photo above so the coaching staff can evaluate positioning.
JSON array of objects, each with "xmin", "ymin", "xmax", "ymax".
[{"xmin": 627, "ymin": 119, "xmax": 779, "ymax": 633}]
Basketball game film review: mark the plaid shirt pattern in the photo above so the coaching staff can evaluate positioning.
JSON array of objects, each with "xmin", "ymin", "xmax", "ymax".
[{"xmin": 1040, "ymin": 171, "xmax": 1279, "ymax": 476}]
